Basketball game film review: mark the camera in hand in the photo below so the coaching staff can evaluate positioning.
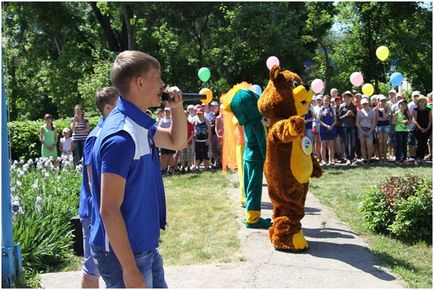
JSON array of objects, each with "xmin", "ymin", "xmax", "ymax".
[{"xmin": 161, "ymin": 92, "xmax": 206, "ymax": 102}]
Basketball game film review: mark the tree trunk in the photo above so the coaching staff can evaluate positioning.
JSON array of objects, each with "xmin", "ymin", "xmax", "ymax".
[
  {"xmin": 89, "ymin": 2, "xmax": 120, "ymax": 52},
  {"xmin": 320, "ymin": 42, "xmax": 333, "ymax": 94},
  {"xmin": 122, "ymin": 4, "xmax": 135, "ymax": 50},
  {"xmin": 53, "ymin": 36, "xmax": 62, "ymax": 56}
]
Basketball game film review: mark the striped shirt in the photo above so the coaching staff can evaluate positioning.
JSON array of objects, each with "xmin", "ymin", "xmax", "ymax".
[{"xmin": 71, "ymin": 118, "xmax": 89, "ymax": 141}]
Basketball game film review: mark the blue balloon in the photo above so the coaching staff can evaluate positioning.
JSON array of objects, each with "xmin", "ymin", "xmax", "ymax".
[
  {"xmin": 304, "ymin": 60, "xmax": 313, "ymax": 68},
  {"xmin": 390, "ymin": 72, "xmax": 404, "ymax": 86},
  {"xmin": 251, "ymin": 84, "xmax": 263, "ymax": 95}
]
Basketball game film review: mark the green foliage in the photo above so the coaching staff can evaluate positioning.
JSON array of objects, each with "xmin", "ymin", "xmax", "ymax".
[
  {"xmin": 7, "ymin": 117, "xmax": 100, "ymax": 160},
  {"xmin": 388, "ymin": 181, "xmax": 432, "ymax": 243},
  {"xmin": 77, "ymin": 59, "xmax": 114, "ymax": 116},
  {"xmin": 10, "ymin": 158, "xmax": 82, "ymax": 273},
  {"xmin": 361, "ymin": 174, "xmax": 432, "ymax": 244},
  {"xmin": 3, "ymin": 2, "xmax": 98, "ymax": 120},
  {"xmin": 361, "ymin": 187, "xmax": 394, "ymax": 233},
  {"xmin": 8, "ymin": 120, "xmax": 41, "ymax": 161},
  {"xmin": 3, "ymin": 2, "xmax": 432, "ymax": 120}
]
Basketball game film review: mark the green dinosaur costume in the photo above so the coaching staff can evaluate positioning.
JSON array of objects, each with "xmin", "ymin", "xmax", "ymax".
[{"xmin": 230, "ymin": 89, "xmax": 271, "ymax": 229}]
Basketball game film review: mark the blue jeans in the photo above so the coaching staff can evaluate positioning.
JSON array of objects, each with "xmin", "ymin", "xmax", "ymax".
[
  {"xmin": 342, "ymin": 127, "xmax": 357, "ymax": 160},
  {"xmin": 91, "ymin": 246, "xmax": 167, "ymax": 288},
  {"xmin": 395, "ymin": 131, "xmax": 408, "ymax": 161},
  {"xmin": 387, "ymin": 125, "xmax": 396, "ymax": 145},
  {"xmin": 81, "ymin": 218, "xmax": 100, "ymax": 279}
]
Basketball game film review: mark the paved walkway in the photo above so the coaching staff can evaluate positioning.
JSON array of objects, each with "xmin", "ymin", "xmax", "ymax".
[{"xmin": 41, "ymin": 177, "xmax": 404, "ymax": 288}]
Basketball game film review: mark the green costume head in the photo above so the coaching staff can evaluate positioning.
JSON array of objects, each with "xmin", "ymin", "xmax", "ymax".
[{"xmin": 230, "ymin": 89, "xmax": 262, "ymax": 126}]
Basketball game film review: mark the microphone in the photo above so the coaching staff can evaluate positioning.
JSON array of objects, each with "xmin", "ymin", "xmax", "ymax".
[{"xmin": 161, "ymin": 92, "xmax": 206, "ymax": 102}]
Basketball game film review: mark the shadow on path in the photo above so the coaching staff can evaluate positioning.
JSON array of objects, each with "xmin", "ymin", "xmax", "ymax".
[
  {"xmin": 304, "ymin": 240, "xmax": 398, "ymax": 281},
  {"xmin": 304, "ymin": 227, "xmax": 355, "ymax": 239},
  {"xmin": 260, "ymin": 203, "xmax": 321, "ymax": 216},
  {"xmin": 305, "ymin": 206, "xmax": 321, "ymax": 215},
  {"xmin": 261, "ymin": 201, "xmax": 273, "ymax": 210}
]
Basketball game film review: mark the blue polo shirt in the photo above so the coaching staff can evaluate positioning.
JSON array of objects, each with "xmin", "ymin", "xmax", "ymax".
[
  {"xmin": 78, "ymin": 117, "xmax": 104, "ymax": 219},
  {"xmin": 90, "ymin": 97, "xmax": 166, "ymax": 254}
]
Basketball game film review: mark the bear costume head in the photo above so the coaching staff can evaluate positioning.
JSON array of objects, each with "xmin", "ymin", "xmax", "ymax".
[{"xmin": 258, "ymin": 65, "xmax": 313, "ymax": 120}]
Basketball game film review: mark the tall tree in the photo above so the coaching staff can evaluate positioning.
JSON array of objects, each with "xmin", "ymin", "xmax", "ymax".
[
  {"xmin": 303, "ymin": 2, "xmax": 336, "ymax": 92},
  {"xmin": 328, "ymin": 2, "xmax": 432, "ymax": 93}
]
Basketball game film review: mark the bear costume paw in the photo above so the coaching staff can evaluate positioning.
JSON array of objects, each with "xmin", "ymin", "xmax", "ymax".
[{"xmin": 269, "ymin": 217, "xmax": 309, "ymax": 252}]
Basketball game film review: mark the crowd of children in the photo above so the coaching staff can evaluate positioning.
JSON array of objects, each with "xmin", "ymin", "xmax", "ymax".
[
  {"xmin": 156, "ymin": 101, "xmax": 223, "ymax": 174},
  {"xmin": 154, "ymin": 88, "xmax": 432, "ymax": 174},
  {"xmin": 306, "ymin": 89, "xmax": 432, "ymax": 166}
]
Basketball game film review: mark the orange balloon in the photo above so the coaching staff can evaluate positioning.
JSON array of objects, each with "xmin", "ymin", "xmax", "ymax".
[{"xmin": 199, "ymin": 88, "xmax": 213, "ymax": 105}]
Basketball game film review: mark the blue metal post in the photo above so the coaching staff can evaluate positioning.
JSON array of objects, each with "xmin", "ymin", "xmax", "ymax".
[{"xmin": 2, "ymin": 68, "xmax": 22, "ymax": 287}]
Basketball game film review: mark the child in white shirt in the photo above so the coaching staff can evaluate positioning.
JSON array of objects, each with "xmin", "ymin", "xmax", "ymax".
[{"xmin": 59, "ymin": 128, "xmax": 74, "ymax": 159}]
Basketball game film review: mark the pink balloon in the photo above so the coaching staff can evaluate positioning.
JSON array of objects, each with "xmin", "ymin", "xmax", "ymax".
[
  {"xmin": 311, "ymin": 79, "xmax": 324, "ymax": 94},
  {"xmin": 266, "ymin": 56, "xmax": 280, "ymax": 70},
  {"xmin": 350, "ymin": 72, "xmax": 364, "ymax": 87}
]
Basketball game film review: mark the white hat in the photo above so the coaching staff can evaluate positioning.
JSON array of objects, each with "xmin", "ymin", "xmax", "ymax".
[
  {"xmin": 411, "ymin": 91, "xmax": 421, "ymax": 97},
  {"xmin": 315, "ymin": 94, "xmax": 323, "ymax": 100},
  {"xmin": 389, "ymin": 89, "xmax": 397, "ymax": 94},
  {"xmin": 343, "ymin": 91, "xmax": 353, "ymax": 97},
  {"xmin": 371, "ymin": 95, "xmax": 378, "ymax": 101},
  {"xmin": 187, "ymin": 104, "xmax": 194, "ymax": 110},
  {"xmin": 361, "ymin": 98, "xmax": 369, "ymax": 105},
  {"xmin": 378, "ymin": 94, "xmax": 387, "ymax": 101},
  {"xmin": 164, "ymin": 107, "xmax": 171, "ymax": 111}
]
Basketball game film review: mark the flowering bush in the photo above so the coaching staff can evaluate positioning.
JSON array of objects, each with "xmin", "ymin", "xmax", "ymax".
[
  {"xmin": 361, "ymin": 174, "xmax": 432, "ymax": 244},
  {"xmin": 10, "ymin": 156, "xmax": 82, "ymax": 273}
]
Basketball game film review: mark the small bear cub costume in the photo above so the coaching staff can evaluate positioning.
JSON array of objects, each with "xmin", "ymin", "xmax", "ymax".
[{"xmin": 258, "ymin": 65, "xmax": 323, "ymax": 251}]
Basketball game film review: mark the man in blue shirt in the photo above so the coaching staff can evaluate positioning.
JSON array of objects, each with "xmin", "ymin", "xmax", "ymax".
[
  {"xmin": 78, "ymin": 87, "xmax": 118, "ymax": 288},
  {"xmin": 90, "ymin": 51, "xmax": 187, "ymax": 288}
]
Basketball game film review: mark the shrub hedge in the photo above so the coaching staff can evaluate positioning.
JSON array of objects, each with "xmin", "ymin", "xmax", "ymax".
[
  {"xmin": 361, "ymin": 174, "xmax": 432, "ymax": 244},
  {"xmin": 7, "ymin": 116, "xmax": 100, "ymax": 161}
]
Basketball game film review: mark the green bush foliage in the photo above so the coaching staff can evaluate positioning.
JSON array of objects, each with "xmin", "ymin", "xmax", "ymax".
[
  {"xmin": 8, "ymin": 116, "xmax": 100, "ymax": 160},
  {"xmin": 361, "ymin": 174, "xmax": 432, "ymax": 244},
  {"xmin": 10, "ymin": 157, "xmax": 82, "ymax": 273}
]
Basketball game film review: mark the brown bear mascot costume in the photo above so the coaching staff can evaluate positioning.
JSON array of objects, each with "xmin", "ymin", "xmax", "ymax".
[{"xmin": 258, "ymin": 65, "xmax": 323, "ymax": 252}]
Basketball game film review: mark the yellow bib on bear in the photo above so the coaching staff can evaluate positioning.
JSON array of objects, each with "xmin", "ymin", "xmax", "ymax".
[{"xmin": 290, "ymin": 138, "xmax": 313, "ymax": 184}]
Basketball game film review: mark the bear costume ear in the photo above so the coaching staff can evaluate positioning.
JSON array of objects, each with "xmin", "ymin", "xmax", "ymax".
[{"xmin": 270, "ymin": 65, "xmax": 281, "ymax": 82}]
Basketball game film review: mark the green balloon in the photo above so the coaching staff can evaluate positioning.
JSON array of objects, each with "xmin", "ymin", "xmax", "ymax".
[{"xmin": 198, "ymin": 67, "xmax": 211, "ymax": 82}]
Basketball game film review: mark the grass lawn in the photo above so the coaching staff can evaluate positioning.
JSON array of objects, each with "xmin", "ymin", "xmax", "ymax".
[
  {"xmin": 309, "ymin": 163, "xmax": 432, "ymax": 288},
  {"xmin": 159, "ymin": 171, "xmax": 240, "ymax": 265},
  {"xmin": 62, "ymin": 170, "xmax": 239, "ymax": 275}
]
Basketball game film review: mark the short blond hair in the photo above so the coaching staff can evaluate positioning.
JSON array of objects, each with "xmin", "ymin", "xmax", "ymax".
[{"xmin": 110, "ymin": 51, "xmax": 160, "ymax": 96}]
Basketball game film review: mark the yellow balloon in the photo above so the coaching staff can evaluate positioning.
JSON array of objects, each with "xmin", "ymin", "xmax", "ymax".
[
  {"xmin": 376, "ymin": 46, "xmax": 389, "ymax": 61},
  {"xmin": 362, "ymin": 83, "xmax": 374, "ymax": 96},
  {"xmin": 199, "ymin": 88, "xmax": 213, "ymax": 105}
]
